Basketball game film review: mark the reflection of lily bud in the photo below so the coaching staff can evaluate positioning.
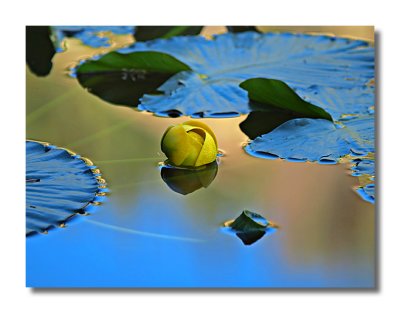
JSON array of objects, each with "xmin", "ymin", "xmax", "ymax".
[
  {"xmin": 161, "ymin": 121, "xmax": 218, "ymax": 167},
  {"xmin": 161, "ymin": 162, "xmax": 218, "ymax": 195}
]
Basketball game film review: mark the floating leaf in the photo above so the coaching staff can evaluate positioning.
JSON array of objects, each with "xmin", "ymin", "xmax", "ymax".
[
  {"xmin": 245, "ymin": 115, "xmax": 374, "ymax": 164},
  {"xmin": 351, "ymin": 158, "xmax": 375, "ymax": 177},
  {"xmin": 241, "ymin": 76, "xmax": 375, "ymax": 203},
  {"xmin": 350, "ymin": 156, "xmax": 375, "ymax": 202},
  {"xmin": 222, "ymin": 210, "xmax": 277, "ymax": 245},
  {"xmin": 239, "ymin": 78, "xmax": 332, "ymax": 121},
  {"xmin": 160, "ymin": 162, "xmax": 218, "ymax": 195},
  {"xmin": 356, "ymin": 183, "xmax": 375, "ymax": 204},
  {"xmin": 26, "ymin": 26, "xmax": 56, "ymax": 77},
  {"xmin": 52, "ymin": 26, "xmax": 134, "ymax": 50},
  {"xmin": 134, "ymin": 26, "xmax": 203, "ymax": 42},
  {"xmin": 26, "ymin": 140, "xmax": 106, "ymax": 236},
  {"xmin": 240, "ymin": 82, "xmax": 373, "ymax": 139},
  {"xmin": 106, "ymin": 32, "xmax": 373, "ymax": 117},
  {"xmin": 238, "ymin": 78, "xmax": 333, "ymax": 138},
  {"xmin": 226, "ymin": 26, "xmax": 259, "ymax": 33},
  {"xmin": 76, "ymin": 51, "xmax": 191, "ymax": 107}
]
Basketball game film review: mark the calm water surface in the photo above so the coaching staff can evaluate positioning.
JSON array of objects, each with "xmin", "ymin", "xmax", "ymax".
[{"xmin": 26, "ymin": 35, "xmax": 375, "ymax": 288}]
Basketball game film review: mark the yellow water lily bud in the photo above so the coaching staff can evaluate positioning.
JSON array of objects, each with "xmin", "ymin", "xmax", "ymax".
[{"xmin": 161, "ymin": 121, "xmax": 218, "ymax": 167}]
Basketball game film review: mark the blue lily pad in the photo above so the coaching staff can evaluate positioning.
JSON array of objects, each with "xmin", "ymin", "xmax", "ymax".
[
  {"xmin": 351, "ymin": 158, "xmax": 375, "ymax": 177},
  {"xmin": 356, "ymin": 184, "xmax": 375, "ymax": 204},
  {"xmin": 113, "ymin": 32, "xmax": 374, "ymax": 117},
  {"xmin": 351, "ymin": 156, "xmax": 375, "ymax": 202},
  {"xmin": 26, "ymin": 140, "xmax": 106, "ymax": 236},
  {"xmin": 52, "ymin": 26, "xmax": 134, "ymax": 50},
  {"xmin": 245, "ymin": 115, "xmax": 374, "ymax": 163},
  {"xmin": 245, "ymin": 115, "xmax": 375, "ymax": 202},
  {"xmin": 298, "ymin": 85, "xmax": 374, "ymax": 121}
]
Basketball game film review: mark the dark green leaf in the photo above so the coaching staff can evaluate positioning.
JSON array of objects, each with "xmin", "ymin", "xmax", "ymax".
[
  {"xmin": 223, "ymin": 210, "xmax": 277, "ymax": 246},
  {"xmin": 229, "ymin": 210, "xmax": 269, "ymax": 232},
  {"xmin": 240, "ymin": 78, "xmax": 333, "ymax": 121},
  {"xmin": 26, "ymin": 26, "xmax": 56, "ymax": 77},
  {"xmin": 134, "ymin": 26, "xmax": 203, "ymax": 41},
  {"xmin": 226, "ymin": 26, "xmax": 259, "ymax": 33},
  {"xmin": 76, "ymin": 51, "xmax": 191, "ymax": 107}
]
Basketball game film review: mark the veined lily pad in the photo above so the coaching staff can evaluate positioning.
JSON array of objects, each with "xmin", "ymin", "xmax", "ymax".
[
  {"xmin": 239, "ymin": 79, "xmax": 374, "ymax": 139},
  {"xmin": 245, "ymin": 115, "xmax": 375, "ymax": 202},
  {"xmin": 75, "ymin": 32, "xmax": 373, "ymax": 117},
  {"xmin": 245, "ymin": 115, "xmax": 374, "ymax": 163},
  {"xmin": 26, "ymin": 140, "xmax": 107, "ymax": 236},
  {"xmin": 240, "ymin": 75, "xmax": 375, "ymax": 203}
]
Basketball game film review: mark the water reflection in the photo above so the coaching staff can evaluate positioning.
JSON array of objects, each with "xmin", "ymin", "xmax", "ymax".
[{"xmin": 160, "ymin": 162, "xmax": 218, "ymax": 195}]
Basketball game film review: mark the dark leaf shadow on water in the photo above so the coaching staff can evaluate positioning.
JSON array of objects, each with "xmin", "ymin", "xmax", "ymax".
[
  {"xmin": 26, "ymin": 26, "xmax": 56, "ymax": 77},
  {"xmin": 76, "ymin": 51, "xmax": 191, "ymax": 108},
  {"xmin": 239, "ymin": 78, "xmax": 333, "ymax": 139},
  {"xmin": 26, "ymin": 140, "xmax": 107, "ymax": 236},
  {"xmin": 74, "ymin": 32, "xmax": 373, "ymax": 118},
  {"xmin": 160, "ymin": 161, "xmax": 218, "ymax": 195},
  {"xmin": 77, "ymin": 70, "xmax": 171, "ymax": 107},
  {"xmin": 240, "ymin": 110, "xmax": 299, "ymax": 139},
  {"xmin": 222, "ymin": 210, "xmax": 278, "ymax": 246}
]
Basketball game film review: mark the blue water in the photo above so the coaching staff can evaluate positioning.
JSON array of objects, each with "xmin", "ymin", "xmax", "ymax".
[
  {"xmin": 26, "ymin": 178, "xmax": 374, "ymax": 288},
  {"xmin": 26, "ymin": 29, "xmax": 375, "ymax": 288}
]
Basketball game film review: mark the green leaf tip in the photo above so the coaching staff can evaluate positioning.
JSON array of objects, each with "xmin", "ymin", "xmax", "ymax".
[
  {"xmin": 239, "ymin": 78, "xmax": 333, "ymax": 122},
  {"xmin": 229, "ymin": 210, "xmax": 269, "ymax": 232},
  {"xmin": 77, "ymin": 50, "xmax": 191, "ymax": 74},
  {"xmin": 223, "ymin": 210, "xmax": 278, "ymax": 246}
]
